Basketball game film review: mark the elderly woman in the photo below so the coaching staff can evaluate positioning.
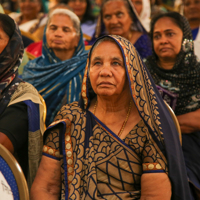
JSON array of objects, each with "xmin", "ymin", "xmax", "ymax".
[
  {"xmin": 9, "ymin": 0, "xmax": 47, "ymax": 40},
  {"xmin": 30, "ymin": 35, "xmax": 191, "ymax": 199},
  {"xmin": 22, "ymin": 8, "xmax": 88, "ymax": 126},
  {"xmin": 0, "ymin": 13, "xmax": 45, "ymax": 189},
  {"xmin": 145, "ymin": 12, "xmax": 200, "ymax": 199},
  {"xmin": 91, "ymin": 0, "xmax": 152, "ymax": 59}
]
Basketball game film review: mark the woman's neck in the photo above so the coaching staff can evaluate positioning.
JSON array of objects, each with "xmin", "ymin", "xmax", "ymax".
[
  {"xmin": 188, "ymin": 18, "xmax": 200, "ymax": 29},
  {"xmin": 53, "ymin": 49, "xmax": 75, "ymax": 61},
  {"xmin": 124, "ymin": 30, "xmax": 142, "ymax": 44},
  {"xmin": 21, "ymin": 14, "xmax": 38, "ymax": 24},
  {"xmin": 157, "ymin": 59, "xmax": 175, "ymax": 70}
]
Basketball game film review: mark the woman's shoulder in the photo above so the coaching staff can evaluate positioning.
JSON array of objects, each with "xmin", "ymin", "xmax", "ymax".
[
  {"xmin": 9, "ymin": 12, "xmax": 21, "ymax": 20},
  {"xmin": 9, "ymin": 82, "xmax": 41, "ymax": 106},
  {"xmin": 54, "ymin": 102, "xmax": 85, "ymax": 121}
]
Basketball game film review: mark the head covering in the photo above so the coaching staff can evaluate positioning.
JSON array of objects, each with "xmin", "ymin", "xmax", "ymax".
[
  {"xmin": 22, "ymin": 26, "xmax": 88, "ymax": 125},
  {"xmin": 88, "ymin": 0, "xmax": 146, "ymax": 44},
  {"xmin": 146, "ymin": 13, "xmax": 200, "ymax": 115},
  {"xmin": 80, "ymin": 35, "xmax": 191, "ymax": 200},
  {"xmin": 140, "ymin": 0, "xmax": 151, "ymax": 32},
  {"xmin": 0, "ymin": 20, "xmax": 24, "ymax": 115}
]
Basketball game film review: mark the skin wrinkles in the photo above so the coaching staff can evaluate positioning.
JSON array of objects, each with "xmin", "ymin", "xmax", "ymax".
[
  {"xmin": 46, "ymin": 14, "xmax": 79, "ymax": 60},
  {"xmin": 102, "ymin": 1, "xmax": 133, "ymax": 39},
  {"xmin": 89, "ymin": 40, "xmax": 131, "ymax": 105}
]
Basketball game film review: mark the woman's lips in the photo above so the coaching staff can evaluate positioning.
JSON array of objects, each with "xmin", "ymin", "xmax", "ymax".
[
  {"xmin": 98, "ymin": 82, "xmax": 113, "ymax": 87},
  {"xmin": 53, "ymin": 40, "xmax": 63, "ymax": 44}
]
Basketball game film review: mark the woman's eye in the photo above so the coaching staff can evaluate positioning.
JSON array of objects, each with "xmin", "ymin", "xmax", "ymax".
[
  {"xmin": 117, "ymin": 12, "xmax": 123, "ymax": 18},
  {"xmin": 167, "ymin": 32, "xmax": 174, "ymax": 37},
  {"xmin": 94, "ymin": 61, "xmax": 101, "ymax": 65},
  {"xmin": 112, "ymin": 61, "xmax": 120, "ymax": 66},
  {"xmin": 104, "ymin": 15, "xmax": 111, "ymax": 20},
  {"xmin": 63, "ymin": 28, "xmax": 70, "ymax": 32},
  {"xmin": 153, "ymin": 35, "xmax": 160, "ymax": 40}
]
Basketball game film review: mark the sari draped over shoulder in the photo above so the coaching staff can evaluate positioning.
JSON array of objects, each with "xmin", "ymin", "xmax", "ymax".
[
  {"xmin": 43, "ymin": 35, "xmax": 191, "ymax": 199},
  {"xmin": 0, "ymin": 23, "xmax": 45, "ymax": 190},
  {"xmin": 22, "ymin": 28, "xmax": 89, "ymax": 125}
]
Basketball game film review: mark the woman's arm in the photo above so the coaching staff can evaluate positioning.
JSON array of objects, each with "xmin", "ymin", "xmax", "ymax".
[
  {"xmin": 0, "ymin": 133, "xmax": 14, "ymax": 153},
  {"xmin": 140, "ymin": 173, "xmax": 171, "ymax": 200},
  {"xmin": 30, "ymin": 156, "xmax": 61, "ymax": 200},
  {"xmin": 177, "ymin": 108, "xmax": 200, "ymax": 134}
]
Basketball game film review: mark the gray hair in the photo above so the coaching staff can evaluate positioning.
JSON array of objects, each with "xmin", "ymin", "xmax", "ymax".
[{"xmin": 47, "ymin": 8, "xmax": 80, "ymax": 35}]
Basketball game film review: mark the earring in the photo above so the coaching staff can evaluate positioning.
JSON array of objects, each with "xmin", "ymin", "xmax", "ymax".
[{"xmin": 182, "ymin": 39, "xmax": 193, "ymax": 53}]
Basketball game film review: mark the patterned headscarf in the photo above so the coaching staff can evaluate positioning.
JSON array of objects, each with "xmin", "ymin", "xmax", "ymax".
[
  {"xmin": 146, "ymin": 12, "xmax": 200, "ymax": 115},
  {"xmin": 0, "ymin": 21, "xmax": 24, "ymax": 114},
  {"xmin": 80, "ymin": 35, "xmax": 191, "ymax": 199}
]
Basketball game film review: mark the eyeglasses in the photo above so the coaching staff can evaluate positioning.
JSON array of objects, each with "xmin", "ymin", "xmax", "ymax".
[{"xmin": 68, "ymin": 0, "xmax": 86, "ymax": 3}]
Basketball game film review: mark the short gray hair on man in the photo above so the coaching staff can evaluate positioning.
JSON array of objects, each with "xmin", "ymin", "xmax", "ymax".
[{"xmin": 47, "ymin": 8, "xmax": 81, "ymax": 35}]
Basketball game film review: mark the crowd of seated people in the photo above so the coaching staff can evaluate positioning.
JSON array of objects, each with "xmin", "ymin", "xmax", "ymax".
[{"xmin": 0, "ymin": 0, "xmax": 200, "ymax": 199}]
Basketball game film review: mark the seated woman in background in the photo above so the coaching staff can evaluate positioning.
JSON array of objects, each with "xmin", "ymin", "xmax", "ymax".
[
  {"xmin": 9, "ymin": 0, "xmax": 47, "ymax": 41},
  {"xmin": 145, "ymin": 12, "xmax": 200, "ymax": 199},
  {"xmin": 0, "ymin": 14, "xmax": 45, "ymax": 189},
  {"xmin": 30, "ymin": 35, "xmax": 191, "ymax": 199},
  {"xmin": 183, "ymin": 0, "xmax": 200, "ymax": 59},
  {"xmin": 64, "ymin": 0, "xmax": 97, "ymax": 42},
  {"xmin": 22, "ymin": 8, "xmax": 88, "ymax": 126},
  {"xmin": 91, "ymin": 0, "xmax": 152, "ymax": 59}
]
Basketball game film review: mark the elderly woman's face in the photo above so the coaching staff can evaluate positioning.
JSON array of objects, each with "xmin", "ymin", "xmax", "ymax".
[
  {"xmin": 46, "ymin": 14, "xmax": 79, "ymax": 52},
  {"xmin": 19, "ymin": 0, "xmax": 41, "ymax": 17},
  {"xmin": 153, "ymin": 17, "xmax": 183, "ymax": 63},
  {"xmin": 0, "ymin": 27, "xmax": 9, "ymax": 54},
  {"xmin": 102, "ymin": 0, "xmax": 132, "ymax": 39},
  {"xmin": 184, "ymin": 0, "xmax": 200, "ymax": 21},
  {"xmin": 89, "ymin": 40, "xmax": 127, "ymax": 98}
]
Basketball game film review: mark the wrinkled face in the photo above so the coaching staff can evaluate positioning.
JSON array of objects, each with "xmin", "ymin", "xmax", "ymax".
[
  {"xmin": 153, "ymin": 17, "xmax": 183, "ymax": 64},
  {"xmin": 184, "ymin": 0, "xmax": 200, "ymax": 21},
  {"xmin": 46, "ymin": 14, "xmax": 79, "ymax": 52},
  {"xmin": 67, "ymin": 0, "xmax": 87, "ymax": 21},
  {"xmin": 0, "ymin": 27, "xmax": 9, "ymax": 54},
  {"xmin": 89, "ymin": 40, "xmax": 127, "ymax": 98},
  {"xmin": 131, "ymin": 0, "xmax": 143, "ymax": 15},
  {"xmin": 102, "ymin": 1, "xmax": 132, "ymax": 39},
  {"xmin": 19, "ymin": 0, "xmax": 41, "ymax": 18}
]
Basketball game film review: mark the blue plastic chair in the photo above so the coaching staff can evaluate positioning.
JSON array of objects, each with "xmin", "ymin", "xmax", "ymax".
[{"xmin": 0, "ymin": 144, "xmax": 29, "ymax": 200}]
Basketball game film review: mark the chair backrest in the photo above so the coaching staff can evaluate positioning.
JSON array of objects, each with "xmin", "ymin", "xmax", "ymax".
[
  {"xmin": 0, "ymin": 144, "xmax": 29, "ymax": 200},
  {"xmin": 39, "ymin": 94, "xmax": 47, "ymax": 128},
  {"xmin": 164, "ymin": 101, "xmax": 182, "ymax": 145}
]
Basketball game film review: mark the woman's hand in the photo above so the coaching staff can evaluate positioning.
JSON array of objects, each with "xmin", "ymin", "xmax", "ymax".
[
  {"xmin": 30, "ymin": 156, "xmax": 61, "ymax": 200},
  {"xmin": 177, "ymin": 108, "xmax": 200, "ymax": 134}
]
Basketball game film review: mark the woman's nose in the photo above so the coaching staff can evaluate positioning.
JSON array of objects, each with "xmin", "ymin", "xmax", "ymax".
[
  {"xmin": 160, "ymin": 35, "xmax": 168, "ymax": 44},
  {"xmin": 110, "ymin": 15, "xmax": 118, "ymax": 24},
  {"xmin": 99, "ymin": 65, "xmax": 112, "ymax": 76},
  {"xmin": 55, "ymin": 28, "xmax": 63, "ymax": 36}
]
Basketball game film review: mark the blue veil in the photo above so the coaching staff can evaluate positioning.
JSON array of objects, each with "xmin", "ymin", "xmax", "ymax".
[{"xmin": 22, "ymin": 27, "xmax": 88, "ymax": 125}]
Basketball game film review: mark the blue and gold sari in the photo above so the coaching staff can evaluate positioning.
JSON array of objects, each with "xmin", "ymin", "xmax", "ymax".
[
  {"xmin": 43, "ymin": 35, "xmax": 191, "ymax": 199},
  {"xmin": 22, "ymin": 28, "xmax": 88, "ymax": 125}
]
